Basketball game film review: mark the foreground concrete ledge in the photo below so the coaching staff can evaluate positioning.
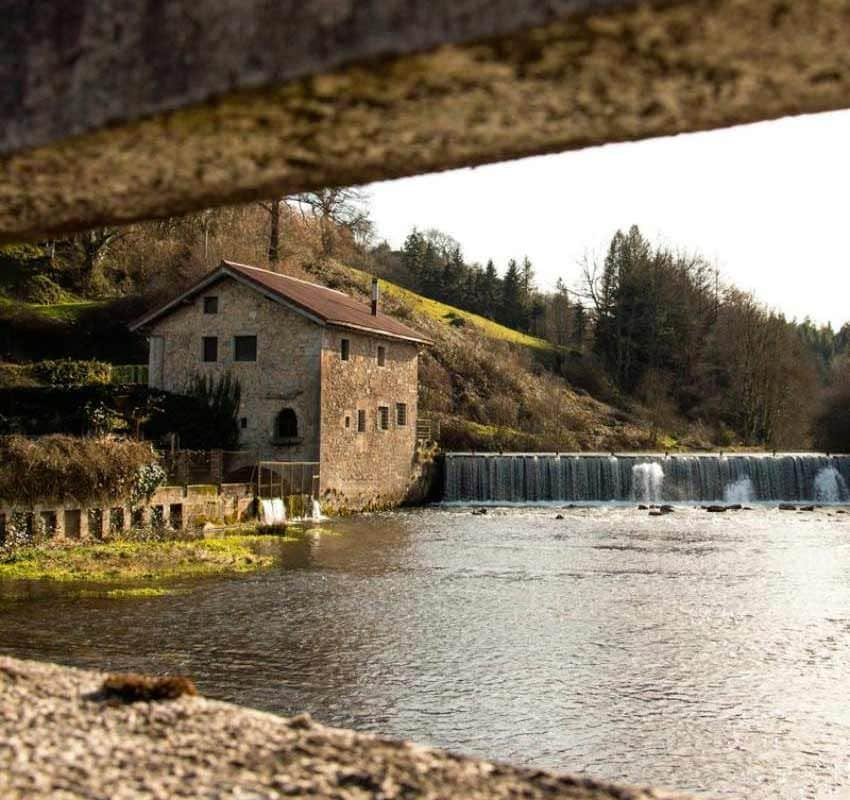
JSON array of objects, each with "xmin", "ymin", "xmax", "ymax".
[
  {"xmin": 0, "ymin": 656, "xmax": 695, "ymax": 799},
  {"xmin": 3, "ymin": 0, "xmax": 850, "ymax": 241}
]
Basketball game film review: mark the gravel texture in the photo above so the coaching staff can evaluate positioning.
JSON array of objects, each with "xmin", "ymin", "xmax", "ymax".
[{"xmin": 0, "ymin": 656, "xmax": 697, "ymax": 799}]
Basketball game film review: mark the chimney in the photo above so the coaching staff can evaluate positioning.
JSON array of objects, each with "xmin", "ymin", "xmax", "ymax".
[{"xmin": 371, "ymin": 277, "xmax": 379, "ymax": 316}]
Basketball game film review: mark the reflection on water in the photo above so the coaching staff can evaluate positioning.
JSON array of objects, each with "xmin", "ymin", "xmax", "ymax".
[{"xmin": 2, "ymin": 507, "xmax": 850, "ymax": 797}]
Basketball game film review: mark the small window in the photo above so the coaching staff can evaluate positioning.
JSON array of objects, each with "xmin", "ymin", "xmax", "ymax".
[
  {"xmin": 378, "ymin": 406, "xmax": 390, "ymax": 430},
  {"xmin": 240, "ymin": 417, "xmax": 248, "ymax": 429},
  {"xmin": 344, "ymin": 415, "xmax": 351, "ymax": 429},
  {"xmin": 234, "ymin": 335, "xmax": 257, "ymax": 362},
  {"xmin": 202, "ymin": 336, "xmax": 218, "ymax": 362},
  {"xmin": 203, "ymin": 296, "xmax": 218, "ymax": 314},
  {"xmin": 357, "ymin": 409, "xmax": 366, "ymax": 433},
  {"xmin": 396, "ymin": 403, "xmax": 407, "ymax": 426},
  {"xmin": 377, "ymin": 345, "xmax": 386, "ymax": 367},
  {"xmin": 275, "ymin": 408, "xmax": 298, "ymax": 439},
  {"xmin": 341, "ymin": 338, "xmax": 350, "ymax": 361}
]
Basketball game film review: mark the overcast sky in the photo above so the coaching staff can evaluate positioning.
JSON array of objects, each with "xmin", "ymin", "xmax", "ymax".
[{"xmin": 365, "ymin": 109, "xmax": 849, "ymax": 329}]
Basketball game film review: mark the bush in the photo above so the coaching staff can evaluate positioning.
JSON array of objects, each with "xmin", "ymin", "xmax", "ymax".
[
  {"xmin": 16, "ymin": 274, "xmax": 68, "ymax": 304},
  {"xmin": 0, "ymin": 435, "xmax": 162, "ymax": 506},
  {"xmin": 0, "ymin": 384, "xmax": 243, "ymax": 449},
  {"xmin": 0, "ymin": 296, "xmax": 146, "ymax": 364},
  {"xmin": 30, "ymin": 359, "xmax": 112, "ymax": 387},
  {"xmin": 0, "ymin": 365, "xmax": 38, "ymax": 389}
]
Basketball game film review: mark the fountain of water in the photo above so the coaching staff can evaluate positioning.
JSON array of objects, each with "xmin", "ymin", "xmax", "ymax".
[
  {"xmin": 632, "ymin": 462, "xmax": 664, "ymax": 503},
  {"xmin": 814, "ymin": 467, "xmax": 849, "ymax": 503},
  {"xmin": 723, "ymin": 477, "xmax": 754, "ymax": 505},
  {"xmin": 311, "ymin": 498, "xmax": 323, "ymax": 521},
  {"xmin": 260, "ymin": 498, "xmax": 287, "ymax": 525}
]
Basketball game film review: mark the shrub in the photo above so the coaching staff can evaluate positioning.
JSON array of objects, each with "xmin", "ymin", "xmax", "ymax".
[
  {"xmin": 183, "ymin": 373, "xmax": 241, "ymax": 449},
  {"xmin": 0, "ymin": 435, "xmax": 162, "ymax": 506},
  {"xmin": 30, "ymin": 359, "xmax": 112, "ymax": 387},
  {"xmin": 0, "ymin": 365, "xmax": 38, "ymax": 389},
  {"xmin": 17, "ymin": 274, "xmax": 68, "ymax": 304}
]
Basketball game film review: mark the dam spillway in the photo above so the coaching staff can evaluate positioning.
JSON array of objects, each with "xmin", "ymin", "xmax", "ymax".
[{"xmin": 443, "ymin": 453, "xmax": 850, "ymax": 504}]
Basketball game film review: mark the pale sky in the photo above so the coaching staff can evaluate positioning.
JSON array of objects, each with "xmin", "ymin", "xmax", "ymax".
[{"xmin": 365, "ymin": 109, "xmax": 850, "ymax": 330}]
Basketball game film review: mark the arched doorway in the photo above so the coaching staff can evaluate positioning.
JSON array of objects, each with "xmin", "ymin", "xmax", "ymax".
[{"xmin": 275, "ymin": 408, "xmax": 298, "ymax": 439}]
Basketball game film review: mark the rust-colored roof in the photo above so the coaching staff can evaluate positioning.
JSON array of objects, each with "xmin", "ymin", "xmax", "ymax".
[{"xmin": 131, "ymin": 260, "xmax": 432, "ymax": 345}]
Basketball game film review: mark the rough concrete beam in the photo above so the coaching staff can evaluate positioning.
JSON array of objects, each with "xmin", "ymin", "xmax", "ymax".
[{"xmin": 2, "ymin": 0, "xmax": 850, "ymax": 241}]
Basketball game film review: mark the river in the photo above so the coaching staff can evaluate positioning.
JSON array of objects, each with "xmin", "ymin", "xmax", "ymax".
[{"xmin": 2, "ymin": 506, "xmax": 849, "ymax": 797}]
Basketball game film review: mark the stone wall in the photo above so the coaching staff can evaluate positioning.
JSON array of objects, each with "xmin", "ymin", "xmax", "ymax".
[
  {"xmin": 319, "ymin": 327, "xmax": 420, "ymax": 510},
  {"xmin": 0, "ymin": 484, "xmax": 255, "ymax": 542},
  {"xmin": 147, "ymin": 276, "xmax": 322, "ymax": 461}
]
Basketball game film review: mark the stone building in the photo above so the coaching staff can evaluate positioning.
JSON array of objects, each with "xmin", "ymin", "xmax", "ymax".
[{"xmin": 131, "ymin": 260, "xmax": 432, "ymax": 509}]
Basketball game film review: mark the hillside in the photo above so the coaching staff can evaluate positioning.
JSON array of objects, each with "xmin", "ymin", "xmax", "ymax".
[
  {"xmin": 0, "ymin": 246, "xmax": 693, "ymax": 451},
  {"xmin": 308, "ymin": 260, "xmax": 685, "ymax": 452}
]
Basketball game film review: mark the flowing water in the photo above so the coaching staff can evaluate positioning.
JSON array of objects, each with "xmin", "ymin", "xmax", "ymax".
[
  {"xmin": 2, "ymin": 506, "xmax": 850, "ymax": 798},
  {"xmin": 444, "ymin": 453, "xmax": 850, "ymax": 504}
]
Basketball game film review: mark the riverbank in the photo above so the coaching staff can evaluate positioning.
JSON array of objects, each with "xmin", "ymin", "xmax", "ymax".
[
  {"xmin": 0, "ymin": 534, "xmax": 280, "ymax": 582},
  {"xmin": 0, "ymin": 655, "xmax": 691, "ymax": 799}
]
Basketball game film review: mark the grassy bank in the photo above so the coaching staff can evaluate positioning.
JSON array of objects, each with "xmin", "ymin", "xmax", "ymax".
[{"xmin": 0, "ymin": 536, "xmax": 276, "ymax": 582}]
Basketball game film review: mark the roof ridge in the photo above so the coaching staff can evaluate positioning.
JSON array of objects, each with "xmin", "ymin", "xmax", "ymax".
[{"xmin": 222, "ymin": 260, "xmax": 351, "ymax": 298}]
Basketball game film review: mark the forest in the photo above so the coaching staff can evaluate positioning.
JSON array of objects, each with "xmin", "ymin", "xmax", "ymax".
[{"xmin": 1, "ymin": 190, "xmax": 848, "ymax": 452}]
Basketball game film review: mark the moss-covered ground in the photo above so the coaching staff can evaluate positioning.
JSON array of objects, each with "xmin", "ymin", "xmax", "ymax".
[
  {"xmin": 0, "ymin": 536, "xmax": 277, "ymax": 582},
  {"xmin": 346, "ymin": 266, "xmax": 558, "ymax": 353}
]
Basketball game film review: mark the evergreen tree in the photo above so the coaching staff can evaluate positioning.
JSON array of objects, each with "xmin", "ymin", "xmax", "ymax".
[
  {"xmin": 481, "ymin": 259, "xmax": 500, "ymax": 319},
  {"xmin": 500, "ymin": 259, "xmax": 522, "ymax": 328},
  {"xmin": 572, "ymin": 302, "xmax": 586, "ymax": 347}
]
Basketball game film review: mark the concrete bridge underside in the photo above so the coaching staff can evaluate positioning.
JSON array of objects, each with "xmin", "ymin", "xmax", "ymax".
[{"xmin": 2, "ymin": 0, "xmax": 850, "ymax": 242}]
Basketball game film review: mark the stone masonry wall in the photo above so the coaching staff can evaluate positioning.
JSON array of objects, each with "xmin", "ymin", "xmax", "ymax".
[
  {"xmin": 147, "ymin": 276, "xmax": 322, "ymax": 461},
  {"xmin": 319, "ymin": 327, "xmax": 419, "ymax": 510}
]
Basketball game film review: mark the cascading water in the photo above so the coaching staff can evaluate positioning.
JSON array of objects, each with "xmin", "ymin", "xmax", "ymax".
[
  {"xmin": 260, "ymin": 497, "xmax": 287, "ymax": 525},
  {"xmin": 632, "ymin": 463, "xmax": 664, "ymax": 503},
  {"xmin": 723, "ymin": 477, "xmax": 754, "ymax": 505},
  {"xmin": 311, "ymin": 498, "xmax": 323, "ymax": 521},
  {"xmin": 443, "ymin": 453, "xmax": 850, "ymax": 504},
  {"xmin": 814, "ymin": 467, "xmax": 849, "ymax": 503}
]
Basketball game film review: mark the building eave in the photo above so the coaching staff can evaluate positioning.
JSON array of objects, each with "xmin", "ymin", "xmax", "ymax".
[
  {"xmin": 129, "ymin": 263, "xmax": 329, "ymax": 332},
  {"xmin": 327, "ymin": 320, "xmax": 432, "ymax": 346}
]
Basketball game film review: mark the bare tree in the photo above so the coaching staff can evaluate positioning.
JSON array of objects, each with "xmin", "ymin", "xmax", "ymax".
[
  {"xmin": 287, "ymin": 187, "xmax": 372, "ymax": 258},
  {"xmin": 258, "ymin": 198, "xmax": 282, "ymax": 269}
]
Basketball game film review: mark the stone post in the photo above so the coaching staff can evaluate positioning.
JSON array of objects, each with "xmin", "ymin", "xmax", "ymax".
[
  {"xmin": 78, "ymin": 509, "xmax": 90, "ymax": 539},
  {"xmin": 134, "ymin": 507, "xmax": 150, "ymax": 529},
  {"xmin": 53, "ymin": 506, "xmax": 65, "ymax": 539},
  {"xmin": 210, "ymin": 449, "xmax": 224, "ymax": 485}
]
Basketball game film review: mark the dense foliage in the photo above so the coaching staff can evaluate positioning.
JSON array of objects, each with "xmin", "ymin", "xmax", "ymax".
[
  {"xmin": 0, "ymin": 384, "xmax": 240, "ymax": 450},
  {"xmin": 1, "ymin": 194, "xmax": 847, "ymax": 452},
  {"xmin": 0, "ymin": 435, "xmax": 162, "ymax": 506}
]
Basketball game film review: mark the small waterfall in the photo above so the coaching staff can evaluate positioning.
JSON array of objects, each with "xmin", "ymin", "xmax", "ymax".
[
  {"xmin": 723, "ymin": 477, "xmax": 754, "ymax": 505},
  {"xmin": 443, "ymin": 453, "xmax": 850, "ymax": 504},
  {"xmin": 260, "ymin": 497, "xmax": 287, "ymax": 525},
  {"xmin": 632, "ymin": 463, "xmax": 664, "ymax": 503},
  {"xmin": 814, "ymin": 467, "xmax": 849, "ymax": 503},
  {"xmin": 311, "ymin": 498, "xmax": 323, "ymax": 521}
]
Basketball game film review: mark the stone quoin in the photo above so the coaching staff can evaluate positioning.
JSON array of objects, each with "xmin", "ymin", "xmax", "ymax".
[{"xmin": 131, "ymin": 261, "xmax": 432, "ymax": 510}]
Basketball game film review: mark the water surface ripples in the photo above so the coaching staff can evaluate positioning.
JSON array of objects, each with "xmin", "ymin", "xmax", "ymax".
[{"xmin": 2, "ymin": 506, "xmax": 850, "ymax": 797}]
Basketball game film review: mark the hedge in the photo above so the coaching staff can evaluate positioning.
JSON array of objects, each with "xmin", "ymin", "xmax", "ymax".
[{"xmin": 0, "ymin": 435, "xmax": 163, "ymax": 506}]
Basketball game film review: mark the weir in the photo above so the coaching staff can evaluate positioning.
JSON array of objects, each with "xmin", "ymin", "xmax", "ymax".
[{"xmin": 443, "ymin": 453, "xmax": 850, "ymax": 504}]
